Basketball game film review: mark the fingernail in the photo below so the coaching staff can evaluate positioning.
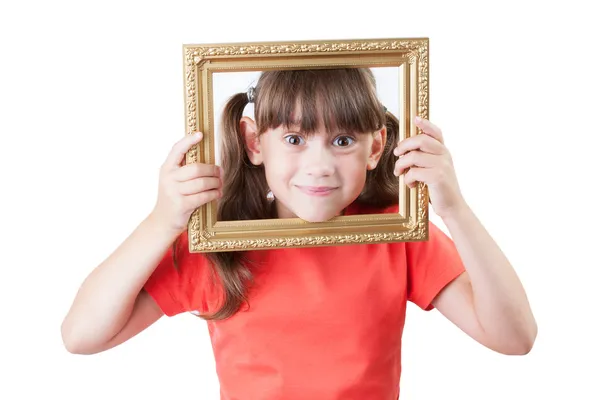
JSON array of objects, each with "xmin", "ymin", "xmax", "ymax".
[
  {"xmin": 195, "ymin": 131, "xmax": 202, "ymax": 138},
  {"xmin": 415, "ymin": 116, "xmax": 422, "ymax": 123}
]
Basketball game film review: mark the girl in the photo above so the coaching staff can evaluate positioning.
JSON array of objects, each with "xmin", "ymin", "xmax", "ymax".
[{"xmin": 61, "ymin": 68, "xmax": 537, "ymax": 400}]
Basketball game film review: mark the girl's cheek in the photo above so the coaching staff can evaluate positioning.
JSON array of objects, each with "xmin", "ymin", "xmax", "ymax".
[
  {"xmin": 267, "ymin": 152, "xmax": 295, "ymax": 173},
  {"xmin": 340, "ymin": 150, "xmax": 368, "ymax": 165}
]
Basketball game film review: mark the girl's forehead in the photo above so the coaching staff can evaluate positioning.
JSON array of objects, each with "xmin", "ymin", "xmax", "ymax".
[{"xmin": 275, "ymin": 122, "xmax": 371, "ymax": 137}]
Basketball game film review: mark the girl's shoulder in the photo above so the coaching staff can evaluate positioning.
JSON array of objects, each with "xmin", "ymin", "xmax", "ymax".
[{"xmin": 144, "ymin": 230, "xmax": 216, "ymax": 316}]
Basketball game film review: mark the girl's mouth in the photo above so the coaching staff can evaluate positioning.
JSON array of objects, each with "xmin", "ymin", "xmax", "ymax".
[{"xmin": 295, "ymin": 185, "xmax": 338, "ymax": 196}]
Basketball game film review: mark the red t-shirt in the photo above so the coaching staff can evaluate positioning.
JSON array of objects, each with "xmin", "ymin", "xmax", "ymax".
[{"xmin": 144, "ymin": 204, "xmax": 465, "ymax": 399}]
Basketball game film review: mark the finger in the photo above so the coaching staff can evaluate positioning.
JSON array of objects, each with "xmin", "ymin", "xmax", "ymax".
[
  {"xmin": 394, "ymin": 133, "xmax": 446, "ymax": 157},
  {"xmin": 394, "ymin": 150, "xmax": 439, "ymax": 176},
  {"xmin": 163, "ymin": 132, "xmax": 203, "ymax": 170},
  {"xmin": 178, "ymin": 177, "xmax": 221, "ymax": 195},
  {"xmin": 414, "ymin": 116, "xmax": 444, "ymax": 144},
  {"xmin": 404, "ymin": 166, "xmax": 430, "ymax": 188},
  {"xmin": 184, "ymin": 189, "xmax": 221, "ymax": 209},
  {"xmin": 174, "ymin": 162, "xmax": 220, "ymax": 182}
]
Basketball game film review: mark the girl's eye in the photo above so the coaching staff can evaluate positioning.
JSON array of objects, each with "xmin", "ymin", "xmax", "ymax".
[
  {"xmin": 333, "ymin": 136, "xmax": 355, "ymax": 147},
  {"xmin": 284, "ymin": 135, "xmax": 304, "ymax": 145}
]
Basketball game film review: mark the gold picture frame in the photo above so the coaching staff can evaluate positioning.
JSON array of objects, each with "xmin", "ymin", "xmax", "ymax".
[{"xmin": 183, "ymin": 37, "xmax": 430, "ymax": 252}]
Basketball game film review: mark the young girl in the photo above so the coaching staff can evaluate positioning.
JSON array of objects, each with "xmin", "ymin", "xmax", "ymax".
[{"xmin": 61, "ymin": 68, "xmax": 537, "ymax": 399}]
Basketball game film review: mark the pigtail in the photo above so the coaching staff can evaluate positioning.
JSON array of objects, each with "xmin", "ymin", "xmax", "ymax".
[
  {"xmin": 201, "ymin": 91, "xmax": 272, "ymax": 321},
  {"xmin": 359, "ymin": 110, "xmax": 400, "ymax": 207},
  {"xmin": 218, "ymin": 92, "xmax": 271, "ymax": 221}
]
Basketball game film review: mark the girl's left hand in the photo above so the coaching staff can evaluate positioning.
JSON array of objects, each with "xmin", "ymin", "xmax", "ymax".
[{"xmin": 393, "ymin": 116, "xmax": 467, "ymax": 219}]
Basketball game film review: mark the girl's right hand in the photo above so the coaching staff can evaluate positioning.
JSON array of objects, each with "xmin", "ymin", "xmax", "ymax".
[{"xmin": 150, "ymin": 131, "xmax": 222, "ymax": 234}]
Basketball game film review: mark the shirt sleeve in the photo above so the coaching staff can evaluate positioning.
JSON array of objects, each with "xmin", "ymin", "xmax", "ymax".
[
  {"xmin": 406, "ymin": 221, "xmax": 466, "ymax": 311},
  {"xmin": 143, "ymin": 231, "xmax": 211, "ymax": 317}
]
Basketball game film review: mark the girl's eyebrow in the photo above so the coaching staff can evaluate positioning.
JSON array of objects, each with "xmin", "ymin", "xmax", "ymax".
[
  {"xmin": 283, "ymin": 128, "xmax": 351, "ymax": 138},
  {"xmin": 282, "ymin": 121, "xmax": 304, "ymax": 132}
]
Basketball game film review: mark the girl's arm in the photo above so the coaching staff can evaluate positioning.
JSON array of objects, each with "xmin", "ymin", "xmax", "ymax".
[
  {"xmin": 432, "ymin": 204, "xmax": 537, "ymax": 355},
  {"xmin": 60, "ymin": 214, "xmax": 178, "ymax": 355},
  {"xmin": 395, "ymin": 117, "xmax": 536, "ymax": 355},
  {"xmin": 61, "ymin": 131, "xmax": 221, "ymax": 355}
]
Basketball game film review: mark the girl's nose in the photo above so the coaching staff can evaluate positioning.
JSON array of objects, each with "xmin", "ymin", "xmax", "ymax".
[{"xmin": 303, "ymin": 143, "xmax": 335, "ymax": 177}]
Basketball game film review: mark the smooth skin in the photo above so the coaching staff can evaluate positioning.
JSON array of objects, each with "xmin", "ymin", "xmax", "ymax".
[
  {"xmin": 61, "ymin": 119, "xmax": 537, "ymax": 356},
  {"xmin": 396, "ymin": 116, "xmax": 537, "ymax": 355},
  {"xmin": 240, "ymin": 116, "xmax": 386, "ymax": 222},
  {"xmin": 60, "ymin": 132, "xmax": 222, "ymax": 354}
]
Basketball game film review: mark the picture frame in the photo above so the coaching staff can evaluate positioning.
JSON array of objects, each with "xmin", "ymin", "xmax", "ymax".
[{"xmin": 183, "ymin": 37, "xmax": 430, "ymax": 252}]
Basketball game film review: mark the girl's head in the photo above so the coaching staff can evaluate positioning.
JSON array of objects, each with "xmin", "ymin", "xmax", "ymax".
[
  {"xmin": 198, "ymin": 68, "xmax": 400, "ymax": 320},
  {"xmin": 219, "ymin": 68, "xmax": 399, "ymax": 223}
]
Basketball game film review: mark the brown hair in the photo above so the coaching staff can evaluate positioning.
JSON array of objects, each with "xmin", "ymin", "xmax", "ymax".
[{"xmin": 179, "ymin": 68, "xmax": 400, "ymax": 320}]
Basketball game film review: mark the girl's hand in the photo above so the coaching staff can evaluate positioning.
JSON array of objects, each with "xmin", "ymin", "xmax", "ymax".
[
  {"xmin": 150, "ymin": 132, "xmax": 222, "ymax": 234},
  {"xmin": 393, "ymin": 117, "xmax": 466, "ymax": 219}
]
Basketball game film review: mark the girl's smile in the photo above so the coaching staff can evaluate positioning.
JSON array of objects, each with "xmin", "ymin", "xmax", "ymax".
[{"xmin": 295, "ymin": 185, "xmax": 338, "ymax": 197}]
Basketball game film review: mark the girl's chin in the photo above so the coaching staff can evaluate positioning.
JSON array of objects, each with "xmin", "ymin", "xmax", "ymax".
[
  {"xmin": 273, "ymin": 199, "xmax": 344, "ymax": 222},
  {"xmin": 295, "ymin": 209, "xmax": 342, "ymax": 223}
]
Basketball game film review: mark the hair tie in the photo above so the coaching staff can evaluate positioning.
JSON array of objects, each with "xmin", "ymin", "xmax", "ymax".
[{"xmin": 247, "ymin": 86, "xmax": 255, "ymax": 103}]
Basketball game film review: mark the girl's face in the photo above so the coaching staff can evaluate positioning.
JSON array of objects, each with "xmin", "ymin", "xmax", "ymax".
[{"xmin": 241, "ymin": 116, "xmax": 386, "ymax": 222}]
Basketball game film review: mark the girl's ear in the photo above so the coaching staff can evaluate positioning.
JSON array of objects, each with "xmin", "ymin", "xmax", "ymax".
[
  {"xmin": 240, "ymin": 116, "xmax": 263, "ymax": 165},
  {"xmin": 367, "ymin": 126, "xmax": 387, "ymax": 170}
]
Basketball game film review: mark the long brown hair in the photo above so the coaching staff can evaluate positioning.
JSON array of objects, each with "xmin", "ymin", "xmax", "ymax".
[{"xmin": 181, "ymin": 68, "xmax": 400, "ymax": 320}]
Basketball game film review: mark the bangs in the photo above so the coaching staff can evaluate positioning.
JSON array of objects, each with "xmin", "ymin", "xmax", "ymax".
[{"xmin": 254, "ymin": 68, "xmax": 386, "ymax": 136}]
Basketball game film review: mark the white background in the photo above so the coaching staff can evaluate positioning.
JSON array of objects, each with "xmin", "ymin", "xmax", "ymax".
[{"xmin": 1, "ymin": 1, "xmax": 598, "ymax": 399}]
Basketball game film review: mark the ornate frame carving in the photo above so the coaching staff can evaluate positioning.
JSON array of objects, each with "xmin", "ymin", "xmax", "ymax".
[{"xmin": 183, "ymin": 37, "xmax": 430, "ymax": 252}]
